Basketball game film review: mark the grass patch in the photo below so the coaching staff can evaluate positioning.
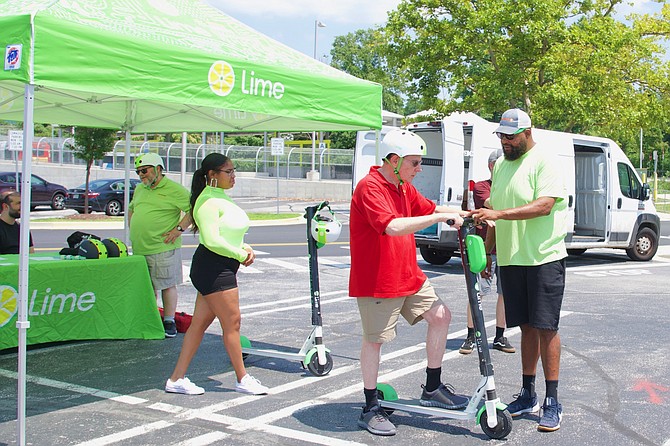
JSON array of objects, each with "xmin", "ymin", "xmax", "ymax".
[
  {"xmin": 247, "ymin": 212, "xmax": 302, "ymax": 220},
  {"xmin": 655, "ymin": 201, "xmax": 670, "ymax": 213}
]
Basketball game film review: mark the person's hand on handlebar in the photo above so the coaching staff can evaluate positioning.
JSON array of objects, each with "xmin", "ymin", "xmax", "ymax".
[
  {"xmin": 469, "ymin": 208, "xmax": 499, "ymax": 227},
  {"xmin": 444, "ymin": 214, "xmax": 463, "ymax": 228}
]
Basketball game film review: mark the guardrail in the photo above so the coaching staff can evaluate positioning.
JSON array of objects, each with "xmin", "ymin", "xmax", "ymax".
[{"xmin": 0, "ymin": 137, "xmax": 355, "ymax": 180}]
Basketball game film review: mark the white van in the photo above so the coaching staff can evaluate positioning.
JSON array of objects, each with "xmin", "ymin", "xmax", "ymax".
[{"xmin": 353, "ymin": 112, "xmax": 661, "ymax": 262}]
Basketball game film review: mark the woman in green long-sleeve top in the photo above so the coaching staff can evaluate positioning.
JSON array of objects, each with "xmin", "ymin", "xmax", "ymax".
[{"xmin": 165, "ymin": 153, "xmax": 269, "ymax": 396}]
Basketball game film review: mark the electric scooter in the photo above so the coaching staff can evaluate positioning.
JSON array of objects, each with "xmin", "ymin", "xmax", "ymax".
[
  {"xmin": 376, "ymin": 217, "xmax": 513, "ymax": 439},
  {"xmin": 240, "ymin": 201, "xmax": 337, "ymax": 377}
]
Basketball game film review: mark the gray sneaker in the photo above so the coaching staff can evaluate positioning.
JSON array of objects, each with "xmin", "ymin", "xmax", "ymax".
[
  {"xmin": 357, "ymin": 405, "xmax": 396, "ymax": 436},
  {"xmin": 163, "ymin": 320, "xmax": 177, "ymax": 338},
  {"xmin": 420, "ymin": 383, "xmax": 469, "ymax": 410}
]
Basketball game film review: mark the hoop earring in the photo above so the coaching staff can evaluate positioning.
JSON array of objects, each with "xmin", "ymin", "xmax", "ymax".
[{"xmin": 209, "ymin": 177, "xmax": 218, "ymax": 188}]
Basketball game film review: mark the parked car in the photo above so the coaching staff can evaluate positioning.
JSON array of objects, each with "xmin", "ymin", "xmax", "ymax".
[
  {"xmin": 0, "ymin": 172, "xmax": 68, "ymax": 210},
  {"xmin": 65, "ymin": 179, "xmax": 140, "ymax": 216}
]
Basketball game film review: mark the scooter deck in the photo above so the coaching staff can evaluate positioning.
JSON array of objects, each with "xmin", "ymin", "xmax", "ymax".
[{"xmin": 379, "ymin": 398, "xmax": 477, "ymax": 421}]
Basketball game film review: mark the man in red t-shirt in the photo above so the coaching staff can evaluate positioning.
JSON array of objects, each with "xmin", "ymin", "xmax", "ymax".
[
  {"xmin": 459, "ymin": 149, "xmax": 515, "ymax": 355},
  {"xmin": 350, "ymin": 129, "xmax": 467, "ymax": 437}
]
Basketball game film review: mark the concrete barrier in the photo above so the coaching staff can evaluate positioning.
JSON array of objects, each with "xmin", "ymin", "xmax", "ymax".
[{"xmin": 0, "ymin": 161, "xmax": 353, "ymax": 201}]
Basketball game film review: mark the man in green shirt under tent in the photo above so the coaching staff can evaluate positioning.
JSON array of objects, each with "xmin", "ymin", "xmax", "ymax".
[{"xmin": 129, "ymin": 153, "xmax": 192, "ymax": 338}]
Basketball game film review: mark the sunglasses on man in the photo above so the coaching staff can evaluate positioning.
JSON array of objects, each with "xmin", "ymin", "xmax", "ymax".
[{"xmin": 496, "ymin": 128, "xmax": 526, "ymax": 140}]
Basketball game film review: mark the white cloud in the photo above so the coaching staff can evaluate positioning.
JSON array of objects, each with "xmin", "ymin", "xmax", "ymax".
[{"xmin": 209, "ymin": 0, "xmax": 402, "ymax": 25}]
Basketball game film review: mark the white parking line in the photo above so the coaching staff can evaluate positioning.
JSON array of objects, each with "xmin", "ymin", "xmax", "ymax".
[
  {"xmin": 240, "ymin": 290, "xmax": 348, "ymax": 310},
  {"xmin": 74, "ymin": 420, "xmax": 173, "ymax": 446},
  {"xmin": 569, "ymin": 262, "xmax": 670, "ymax": 272},
  {"xmin": 256, "ymin": 257, "xmax": 310, "ymax": 272},
  {"xmin": 0, "ymin": 368, "xmax": 146, "ymax": 404},
  {"xmin": 173, "ymin": 431, "xmax": 230, "ymax": 446},
  {"xmin": 243, "ymin": 295, "xmax": 351, "ymax": 318},
  {"xmin": 238, "ymin": 265, "xmax": 263, "ymax": 274}
]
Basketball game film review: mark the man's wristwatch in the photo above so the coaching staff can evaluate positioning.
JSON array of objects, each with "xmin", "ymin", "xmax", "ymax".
[{"xmin": 176, "ymin": 225, "xmax": 184, "ymax": 232}]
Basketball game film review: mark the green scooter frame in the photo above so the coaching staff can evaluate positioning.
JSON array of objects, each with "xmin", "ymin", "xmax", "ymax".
[
  {"xmin": 377, "ymin": 218, "xmax": 513, "ymax": 439},
  {"xmin": 240, "ymin": 202, "xmax": 333, "ymax": 377}
]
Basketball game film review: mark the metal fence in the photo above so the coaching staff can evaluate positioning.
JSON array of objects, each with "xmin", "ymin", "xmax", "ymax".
[{"xmin": 0, "ymin": 136, "xmax": 355, "ymax": 180}]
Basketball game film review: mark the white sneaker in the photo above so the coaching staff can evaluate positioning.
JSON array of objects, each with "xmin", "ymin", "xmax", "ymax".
[
  {"xmin": 165, "ymin": 377, "xmax": 205, "ymax": 395},
  {"xmin": 235, "ymin": 374, "xmax": 269, "ymax": 395}
]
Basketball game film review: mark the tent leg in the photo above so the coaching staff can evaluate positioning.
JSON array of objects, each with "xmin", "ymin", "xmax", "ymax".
[{"xmin": 17, "ymin": 83, "xmax": 35, "ymax": 446}]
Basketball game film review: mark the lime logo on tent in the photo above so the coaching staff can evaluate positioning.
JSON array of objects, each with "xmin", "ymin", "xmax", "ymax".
[
  {"xmin": 208, "ymin": 60, "xmax": 235, "ymax": 97},
  {"xmin": 0, "ymin": 285, "xmax": 18, "ymax": 328}
]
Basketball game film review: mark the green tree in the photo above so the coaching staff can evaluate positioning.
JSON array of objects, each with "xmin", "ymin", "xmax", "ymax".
[
  {"xmin": 224, "ymin": 134, "xmax": 264, "ymax": 146},
  {"xmin": 385, "ymin": 0, "xmax": 670, "ymax": 161},
  {"xmin": 68, "ymin": 127, "xmax": 117, "ymax": 214},
  {"xmin": 331, "ymin": 28, "xmax": 404, "ymax": 114},
  {"xmin": 327, "ymin": 131, "xmax": 357, "ymax": 150}
]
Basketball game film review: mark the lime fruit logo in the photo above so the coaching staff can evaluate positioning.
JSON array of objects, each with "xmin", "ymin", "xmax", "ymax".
[
  {"xmin": 0, "ymin": 285, "xmax": 18, "ymax": 328},
  {"xmin": 208, "ymin": 61, "xmax": 235, "ymax": 97}
]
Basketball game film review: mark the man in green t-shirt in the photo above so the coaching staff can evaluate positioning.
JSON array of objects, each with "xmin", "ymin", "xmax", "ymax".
[
  {"xmin": 129, "ymin": 153, "xmax": 192, "ymax": 338},
  {"xmin": 470, "ymin": 109, "xmax": 568, "ymax": 433}
]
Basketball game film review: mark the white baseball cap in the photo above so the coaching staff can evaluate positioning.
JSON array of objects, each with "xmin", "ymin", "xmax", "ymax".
[{"xmin": 494, "ymin": 108, "xmax": 532, "ymax": 135}]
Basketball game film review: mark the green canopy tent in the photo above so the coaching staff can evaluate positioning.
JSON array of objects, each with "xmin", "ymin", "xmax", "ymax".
[
  {"xmin": 0, "ymin": 1, "xmax": 382, "ymax": 443},
  {"xmin": 0, "ymin": 1, "xmax": 381, "ymax": 131}
]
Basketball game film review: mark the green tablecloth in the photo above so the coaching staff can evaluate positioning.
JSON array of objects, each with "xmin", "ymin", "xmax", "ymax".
[{"xmin": 0, "ymin": 254, "xmax": 164, "ymax": 350}]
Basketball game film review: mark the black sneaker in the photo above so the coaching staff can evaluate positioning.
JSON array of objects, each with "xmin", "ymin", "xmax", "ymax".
[
  {"xmin": 357, "ymin": 405, "xmax": 396, "ymax": 436},
  {"xmin": 419, "ymin": 383, "xmax": 469, "ymax": 410},
  {"xmin": 506, "ymin": 388, "xmax": 540, "ymax": 417},
  {"xmin": 163, "ymin": 320, "xmax": 177, "ymax": 338},
  {"xmin": 459, "ymin": 336, "xmax": 475, "ymax": 354},
  {"xmin": 492, "ymin": 336, "xmax": 516, "ymax": 353}
]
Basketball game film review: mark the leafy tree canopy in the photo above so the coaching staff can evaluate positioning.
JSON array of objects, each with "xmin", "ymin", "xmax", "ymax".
[
  {"xmin": 383, "ymin": 0, "xmax": 670, "ymax": 161},
  {"xmin": 331, "ymin": 28, "xmax": 405, "ymax": 114}
]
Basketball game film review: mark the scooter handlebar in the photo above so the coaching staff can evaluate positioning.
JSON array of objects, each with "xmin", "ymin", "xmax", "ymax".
[{"xmin": 446, "ymin": 217, "xmax": 475, "ymax": 226}]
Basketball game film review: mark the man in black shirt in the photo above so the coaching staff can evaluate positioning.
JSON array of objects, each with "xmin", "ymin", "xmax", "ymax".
[{"xmin": 0, "ymin": 191, "xmax": 34, "ymax": 254}]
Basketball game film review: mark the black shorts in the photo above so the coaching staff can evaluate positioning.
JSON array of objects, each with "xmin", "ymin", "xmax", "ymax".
[
  {"xmin": 190, "ymin": 244, "xmax": 240, "ymax": 295},
  {"xmin": 499, "ymin": 259, "xmax": 566, "ymax": 330}
]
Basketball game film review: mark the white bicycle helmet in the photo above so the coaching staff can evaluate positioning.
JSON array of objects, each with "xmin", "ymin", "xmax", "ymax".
[
  {"xmin": 311, "ymin": 206, "xmax": 342, "ymax": 248},
  {"xmin": 134, "ymin": 152, "xmax": 165, "ymax": 170},
  {"xmin": 381, "ymin": 129, "xmax": 427, "ymax": 159}
]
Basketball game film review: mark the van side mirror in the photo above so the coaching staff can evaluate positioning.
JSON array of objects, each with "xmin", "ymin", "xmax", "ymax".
[{"xmin": 641, "ymin": 183, "xmax": 651, "ymax": 201}]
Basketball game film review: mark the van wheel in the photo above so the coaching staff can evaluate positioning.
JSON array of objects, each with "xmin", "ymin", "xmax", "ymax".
[
  {"xmin": 626, "ymin": 227, "xmax": 658, "ymax": 261},
  {"xmin": 419, "ymin": 246, "xmax": 453, "ymax": 265},
  {"xmin": 567, "ymin": 249, "xmax": 587, "ymax": 256}
]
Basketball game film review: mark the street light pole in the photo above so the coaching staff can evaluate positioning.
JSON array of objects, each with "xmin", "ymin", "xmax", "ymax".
[{"xmin": 308, "ymin": 19, "xmax": 326, "ymax": 181}]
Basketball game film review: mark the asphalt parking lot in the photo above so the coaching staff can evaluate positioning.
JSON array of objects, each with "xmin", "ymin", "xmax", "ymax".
[{"xmin": 2, "ymin": 238, "xmax": 670, "ymax": 445}]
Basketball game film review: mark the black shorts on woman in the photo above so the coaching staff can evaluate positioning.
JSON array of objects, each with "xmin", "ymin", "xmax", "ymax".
[
  {"xmin": 190, "ymin": 244, "xmax": 240, "ymax": 295},
  {"xmin": 499, "ymin": 259, "xmax": 566, "ymax": 330}
]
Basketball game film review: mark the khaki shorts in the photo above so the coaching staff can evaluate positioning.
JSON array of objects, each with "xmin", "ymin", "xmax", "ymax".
[
  {"xmin": 144, "ymin": 249, "xmax": 183, "ymax": 291},
  {"xmin": 356, "ymin": 280, "xmax": 440, "ymax": 343}
]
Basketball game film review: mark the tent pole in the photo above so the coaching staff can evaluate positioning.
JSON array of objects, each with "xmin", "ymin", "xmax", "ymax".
[
  {"xmin": 17, "ymin": 83, "xmax": 35, "ymax": 446},
  {"xmin": 181, "ymin": 132, "xmax": 187, "ymax": 186},
  {"xmin": 123, "ymin": 130, "xmax": 131, "ymax": 245}
]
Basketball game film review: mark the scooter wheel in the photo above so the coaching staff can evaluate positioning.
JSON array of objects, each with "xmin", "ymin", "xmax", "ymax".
[
  {"xmin": 307, "ymin": 351, "xmax": 333, "ymax": 376},
  {"xmin": 376, "ymin": 383, "xmax": 398, "ymax": 415},
  {"xmin": 480, "ymin": 408, "xmax": 513, "ymax": 439}
]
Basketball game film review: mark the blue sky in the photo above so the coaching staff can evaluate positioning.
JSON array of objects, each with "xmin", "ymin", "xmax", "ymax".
[{"xmin": 208, "ymin": 0, "xmax": 666, "ymax": 61}]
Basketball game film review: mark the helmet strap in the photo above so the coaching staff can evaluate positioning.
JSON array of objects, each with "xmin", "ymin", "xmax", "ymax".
[
  {"xmin": 383, "ymin": 156, "xmax": 405, "ymax": 185},
  {"xmin": 144, "ymin": 167, "xmax": 163, "ymax": 189}
]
